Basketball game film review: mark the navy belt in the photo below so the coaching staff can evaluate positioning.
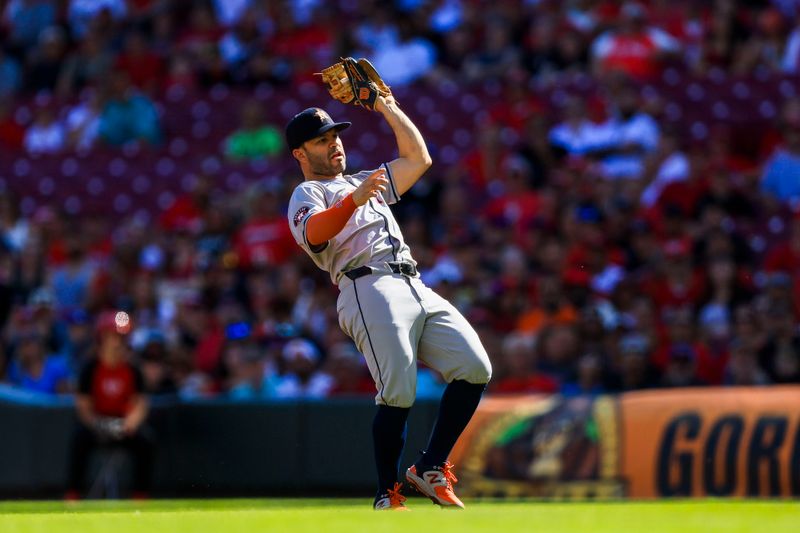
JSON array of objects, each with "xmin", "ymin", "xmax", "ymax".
[{"xmin": 344, "ymin": 262, "xmax": 417, "ymax": 280}]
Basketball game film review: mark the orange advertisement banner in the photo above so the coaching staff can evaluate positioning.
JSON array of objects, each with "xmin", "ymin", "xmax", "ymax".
[
  {"xmin": 450, "ymin": 387, "xmax": 800, "ymax": 499},
  {"xmin": 621, "ymin": 386, "xmax": 800, "ymax": 498}
]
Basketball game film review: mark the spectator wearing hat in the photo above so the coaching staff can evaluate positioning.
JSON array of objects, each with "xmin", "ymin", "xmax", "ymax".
[
  {"xmin": 66, "ymin": 310, "xmax": 154, "ymax": 499},
  {"xmin": 272, "ymin": 338, "xmax": 331, "ymax": 399},
  {"xmin": 218, "ymin": 321, "xmax": 265, "ymax": 399}
]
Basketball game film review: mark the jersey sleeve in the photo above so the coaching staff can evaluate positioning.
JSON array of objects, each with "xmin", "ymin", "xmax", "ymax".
[
  {"xmin": 346, "ymin": 163, "xmax": 400, "ymax": 205},
  {"xmin": 288, "ymin": 183, "xmax": 330, "ymax": 253}
]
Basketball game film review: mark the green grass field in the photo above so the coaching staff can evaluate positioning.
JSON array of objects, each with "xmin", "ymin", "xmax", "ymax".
[{"xmin": 0, "ymin": 498, "xmax": 797, "ymax": 533}]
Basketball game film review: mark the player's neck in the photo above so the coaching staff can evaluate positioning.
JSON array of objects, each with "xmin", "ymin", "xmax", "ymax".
[{"xmin": 304, "ymin": 172, "xmax": 342, "ymax": 182}]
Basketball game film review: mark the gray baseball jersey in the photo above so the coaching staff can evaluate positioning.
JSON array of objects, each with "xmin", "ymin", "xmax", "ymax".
[
  {"xmin": 287, "ymin": 163, "xmax": 492, "ymax": 407},
  {"xmin": 287, "ymin": 163, "xmax": 415, "ymax": 285}
]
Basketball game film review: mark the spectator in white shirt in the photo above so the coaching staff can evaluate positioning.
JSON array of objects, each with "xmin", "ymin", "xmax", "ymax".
[
  {"xmin": 549, "ymin": 96, "xmax": 609, "ymax": 157},
  {"xmin": 24, "ymin": 105, "xmax": 65, "ymax": 154},
  {"xmin": 592, "ymin": 86, "xmax": 660, "ymax": 179},
  {"xmin": 272, "ymin": 338, "xmax": 332, "ymax": 399}
]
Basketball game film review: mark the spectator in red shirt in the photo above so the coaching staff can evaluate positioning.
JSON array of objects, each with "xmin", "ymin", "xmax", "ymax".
[
  {"xmin": 644, "ymin": 237, "xmax": 705, "ymax": 310},
  {"xmin": 491, "ymin": 333, "xmax": 558, "ymax": 394},
  {"xmin": 0, "ymin": 99, "xmax": 24, "ymax": 151},
  {"xmin": 115, "ymin": 31, "xmax": 164, "ymax": 93},
  {"xmin": 66, "ymin": 311, "xmax": 154, "ymax": 498},
  {"xmin": 159, "ymin": 174, "xmax": 211, "ymax": 233},
  {"xmin": 590, "ymin": 2, "xmax": 681, "ymax": 80},
  {"xmin": 234, "ymin": 183, "xmax": 296, "ymax": 269}
]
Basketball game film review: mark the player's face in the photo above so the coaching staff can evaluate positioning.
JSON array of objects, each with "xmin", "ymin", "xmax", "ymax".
[{"xmin": 302, "ymin": 130, "xmax": 346, "ymax": 177}]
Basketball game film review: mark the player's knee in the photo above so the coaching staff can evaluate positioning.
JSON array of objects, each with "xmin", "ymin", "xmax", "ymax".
[
  {"xmin": 378, "ymin": 388, "xmax": 416, "ymax": 409},
  {"xmin": 379, "ymin": 396, "xmax": 415, "ymax": 409},
  {"xmin": 477, "ymin": 358, "xmax": 492, "ymax": 383},
  {"xmin": 461, "ymin": 357, "xmax": 492, "ymax": 384}
]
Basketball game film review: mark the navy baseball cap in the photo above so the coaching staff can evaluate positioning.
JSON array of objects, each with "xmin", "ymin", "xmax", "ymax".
[{"xmin": 285, "ymin": 108, "xmax": 351, "ymax": 149}]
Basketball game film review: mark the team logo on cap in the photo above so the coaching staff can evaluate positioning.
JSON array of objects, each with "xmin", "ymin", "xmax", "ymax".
[
  {"xmin": 313, "ymin": 109, "xmax": 329, "ymax": 121},
  {"xmin": 293, "ymin": 206, "xmax": 310, "ymax": 227}
]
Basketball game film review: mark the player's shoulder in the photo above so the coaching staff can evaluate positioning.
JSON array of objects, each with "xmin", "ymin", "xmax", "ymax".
[{"xmin": 290, "ymin": 179, "xmax": 328, "ymax": 200}]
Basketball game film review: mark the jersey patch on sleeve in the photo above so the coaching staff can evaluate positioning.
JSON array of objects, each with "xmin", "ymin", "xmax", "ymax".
[{"xmin": 293, "ymin": 206, "xmax": 310, "ymax": 227}]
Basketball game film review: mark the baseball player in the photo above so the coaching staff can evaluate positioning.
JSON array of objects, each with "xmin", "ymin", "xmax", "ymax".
[{"xmin": 285, "ymin": 59, "xmax": 492, "ymax": 510}]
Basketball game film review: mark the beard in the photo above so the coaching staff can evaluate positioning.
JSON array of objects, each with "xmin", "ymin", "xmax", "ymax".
[{"xmin": 306, "ymin": 148, "xmax": 346, "ymax": 177}]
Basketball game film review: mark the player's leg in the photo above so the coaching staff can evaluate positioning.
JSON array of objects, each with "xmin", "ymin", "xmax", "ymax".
[
  {"xmin": 405, "ymin": 279, "xmax": 492, "ymax": 508},
  {"xmin": 121, "ymin": 426, "xmax": 156, "ymax": 497},
  {"xmin": 66, "ymin": 423, "xmax": 98, "ymax": 498},
  {"xmin": 337, "ymin": 274, "xmax": 425, "ymax": 508}
]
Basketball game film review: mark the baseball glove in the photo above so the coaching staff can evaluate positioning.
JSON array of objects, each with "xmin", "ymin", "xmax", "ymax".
[{"xmin": 317, "ymin": 57, "xmax": 392, "ymax": 111}]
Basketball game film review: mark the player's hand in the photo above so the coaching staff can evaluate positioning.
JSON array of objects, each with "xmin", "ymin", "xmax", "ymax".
[
  {"xmin": 122, "ymin": 416, "xmax": 140, "ymax": 436},
  {"xmin": 375, "ymin": 94, "xmax": 396, "ymax": 112},
  {"xmin": 352, "ymin": 168, "xmax": 388, "ymax": 206}
]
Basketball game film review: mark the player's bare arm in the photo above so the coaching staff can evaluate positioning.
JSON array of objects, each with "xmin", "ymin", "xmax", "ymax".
[
  {"xmin": 75, "ymin": 394, "xmax": 97, "ymax": 427},
  {"xmin": 123, "ymin": 394, "xmax": 149, "ymax": 435},
  {"xmin": 375, "ymin": 96, "xmax": 433, "ymax": 196}
]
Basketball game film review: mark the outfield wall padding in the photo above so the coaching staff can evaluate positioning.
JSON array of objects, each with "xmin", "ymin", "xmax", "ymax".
[{"xmin": 0, "ymin": 398, "xmax": 439, "ymax": 496}]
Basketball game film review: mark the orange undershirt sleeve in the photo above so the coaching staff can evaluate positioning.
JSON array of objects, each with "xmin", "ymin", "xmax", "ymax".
[{"xmin": 306, "ymin": 193, "xmax": 358, "ymax": 246}]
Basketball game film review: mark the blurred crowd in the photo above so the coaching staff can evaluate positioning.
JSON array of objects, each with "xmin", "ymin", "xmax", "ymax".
[{"xmin": 1, "ymin": 0, "xmax": 800, "ymax": 401}]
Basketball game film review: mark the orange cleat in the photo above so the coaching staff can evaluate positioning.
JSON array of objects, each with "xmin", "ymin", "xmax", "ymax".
[
  {"xmin": 405, "ymin": 461, "xmax": 465, "ymax": 509},
  {"xmin": 373, "ymin": 482, "xmax": 409, "ymax": 511}
]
